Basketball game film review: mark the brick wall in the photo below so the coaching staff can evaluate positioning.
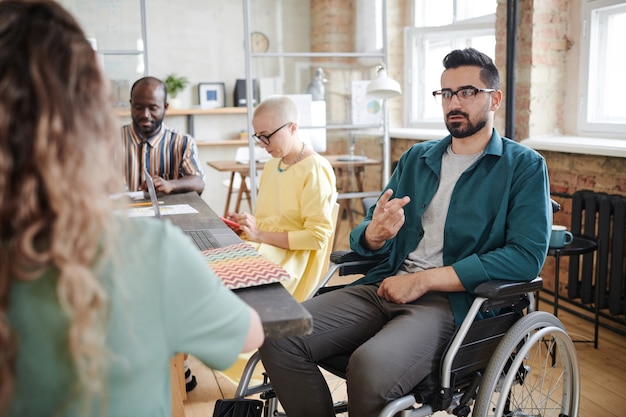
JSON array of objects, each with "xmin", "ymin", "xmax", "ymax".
[
  {"xmin": 493, "ymin": 0, "xmax": 625, "ymax": 297},
  {"xmin": 542, "ymin": 151, "xmax": 626, "ymax": 296},
  {"xmin": 310, "ymin": 0, "xmax": 354, "ymax": 54},
  {"xmin": 308, "ymin": 0, "xmax": 406, "ymax": 192},
  {"xmin": 494, "ymin": 0, "xmax": 570, "ymax": 139}
]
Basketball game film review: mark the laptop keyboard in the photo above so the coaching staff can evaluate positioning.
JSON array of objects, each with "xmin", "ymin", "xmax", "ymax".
[{"xmin": 184, "ymin": 229, "xmax": 220, "ymax": 251}]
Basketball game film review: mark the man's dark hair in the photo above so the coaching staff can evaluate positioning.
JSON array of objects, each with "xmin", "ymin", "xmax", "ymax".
[
  {"xmin": 130, "ymin": 76, "xmax": 167, "ymax": 103},
  {"xmin": 442, "ymin": 48, "xmax": 500, "ymax": 90}
]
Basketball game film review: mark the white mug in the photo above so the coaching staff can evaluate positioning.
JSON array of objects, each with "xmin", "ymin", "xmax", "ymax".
[{"xmin": 550, "ymin": 225, "xmax": 574, "ymax": 248}]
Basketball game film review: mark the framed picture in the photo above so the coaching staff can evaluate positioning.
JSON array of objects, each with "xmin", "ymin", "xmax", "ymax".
[{"xmin": 198, "ymin": 82, "xmax": 226, "ymax": 109}]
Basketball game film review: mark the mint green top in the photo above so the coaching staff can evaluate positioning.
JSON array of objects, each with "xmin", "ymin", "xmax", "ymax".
[{"xmin": 8, "ymin": 216, "xmax": 251, "ymax": 417}]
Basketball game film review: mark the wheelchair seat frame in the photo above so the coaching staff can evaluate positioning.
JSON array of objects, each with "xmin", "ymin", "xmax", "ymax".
[{"xmin": 232, "ymin": 200, "xmax": 580, "ymax": 417}]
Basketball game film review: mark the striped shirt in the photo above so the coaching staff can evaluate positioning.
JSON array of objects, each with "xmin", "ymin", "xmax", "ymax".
[{"xmin": 121, "ymin": 123, "xmax": 205, "ymax": 191}]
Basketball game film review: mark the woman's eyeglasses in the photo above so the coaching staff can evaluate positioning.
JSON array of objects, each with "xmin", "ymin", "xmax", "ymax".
[{"xmin": 252, "ymin": 122, "xmax": 291, "ymax": 145}]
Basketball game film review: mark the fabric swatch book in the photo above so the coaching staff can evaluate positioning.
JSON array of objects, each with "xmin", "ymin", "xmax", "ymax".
[{"xmin": 202, "ymin": 242, "xmax": 291, "ymax": 289}]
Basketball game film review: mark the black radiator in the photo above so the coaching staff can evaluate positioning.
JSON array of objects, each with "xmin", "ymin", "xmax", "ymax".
[{"xmin": 567, "ymin": 190, "xmax": 626, "ymax": 322}]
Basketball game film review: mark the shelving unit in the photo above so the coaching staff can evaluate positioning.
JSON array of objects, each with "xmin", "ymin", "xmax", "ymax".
[
  {"xmin": 114, "ymin": 107, "xmax": 246, "ymax": 117},
  {"xmin": 241, "ymin": 0, "xmax": 390, "ymax": 206},
  {"xmin": 113, "ymin": 107, "xmax": 247, "ymax": 137}
]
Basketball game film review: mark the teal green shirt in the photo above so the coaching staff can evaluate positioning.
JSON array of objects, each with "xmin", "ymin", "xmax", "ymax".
[
  {"xmin": 8, "ymin": 217, "xmax": 251, "ymax": 417},
  {"xmin": 350, "ymin": 130, "xmax": 552, "ymax": 326}
]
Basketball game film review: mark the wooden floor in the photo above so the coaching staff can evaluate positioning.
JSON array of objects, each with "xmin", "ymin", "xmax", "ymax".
[{"xmin": 183, "ymin": 215, "xmax": 626, "ymax": 417}]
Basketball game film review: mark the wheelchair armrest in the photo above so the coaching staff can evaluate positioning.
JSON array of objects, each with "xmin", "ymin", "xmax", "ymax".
[
  {"xmin": 329, "ymin": 250, "xmax": 387, "ymax": 264},
  {"xmin": 329, "ymin": 250, "xmax": 389, "ymax": 277},
  {"xmin": 312, "ymin": 251, "xmax": 388, "ymax": 297},
  {"xmin": 474, "ymin": 277, "xmax": 543, "ymax": 310}
]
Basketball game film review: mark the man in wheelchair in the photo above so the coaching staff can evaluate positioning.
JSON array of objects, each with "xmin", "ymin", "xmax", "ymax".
[{"xmin": 259, "ymin": 48, "xmax": 553, "ymax": 416}]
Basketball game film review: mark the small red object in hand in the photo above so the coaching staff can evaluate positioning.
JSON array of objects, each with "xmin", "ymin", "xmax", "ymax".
[{"xmin": 220, "ymin": 216, "xmax": 241, "ymax": 233}]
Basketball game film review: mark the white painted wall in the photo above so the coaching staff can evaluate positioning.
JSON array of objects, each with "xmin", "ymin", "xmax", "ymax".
[
  {"xmin": 61, "ymin": 0, "xmax": 311, "ymax": 112},
  {"xmin": 60, "ymin": 0, "xmax": 311, "ymax": 211}
]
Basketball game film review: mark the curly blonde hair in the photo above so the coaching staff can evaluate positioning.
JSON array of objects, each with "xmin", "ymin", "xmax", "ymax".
[{"xmin": 0, "ymin": 0, "xmax": 121, "ymax": 411}]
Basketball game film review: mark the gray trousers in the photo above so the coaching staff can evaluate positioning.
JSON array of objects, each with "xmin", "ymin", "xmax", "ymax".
[{"xmin": 259, "ymin": 284, "xmax": 455, "ymax": 416}]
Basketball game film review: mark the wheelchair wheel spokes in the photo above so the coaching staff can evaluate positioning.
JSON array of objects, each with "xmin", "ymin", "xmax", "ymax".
[
  {"xmin": 327, "ymin": 372, "xmax": 349, "ymax": 415},
  {"xmin": 505, "ymin": 337, "xmax": 567, "ymax": 415},
  {"xmin": 473, "ymin": 312, "xmax": 580, "ymax": 417}
]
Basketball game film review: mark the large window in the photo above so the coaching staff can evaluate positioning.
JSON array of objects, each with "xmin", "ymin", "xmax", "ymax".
[
  {"xmin": 405, "ymin": 0, "xmax": 496, "ymax": 128},
  {"xmin": 59, "ymin": 0, "xmax": 147, "ymax": 108},
  {"xmin": 579, "ymin": 0, "xmax": 626, "ymax": 137}
]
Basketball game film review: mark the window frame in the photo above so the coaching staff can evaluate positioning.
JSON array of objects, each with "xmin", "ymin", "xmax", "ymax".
[
  {"xmin": 403, "ymin": 14, "xmax": 495, "ymax": 129},
  {"xmin": 578, "ymin": 0, "xmax": 626, "ymax": 137}
]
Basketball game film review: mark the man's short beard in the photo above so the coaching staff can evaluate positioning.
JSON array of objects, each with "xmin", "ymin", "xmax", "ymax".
[
  {"xmin": 445, "ymin": 113, "xmax": 488, "ymax": 138},
  {"xmin": 133, "ymin": 118, "xmax": 164, "ymax": 139}
]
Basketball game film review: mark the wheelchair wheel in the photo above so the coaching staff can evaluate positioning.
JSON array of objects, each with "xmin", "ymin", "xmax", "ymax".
[
  {"xmin": 473, "ymin": 311, "xmax": 580, "ymax": 417},
  {"xmin": 260, "ymin": 372, "xmax": 348, "ymax": 417},
  {"xmin": 329, "ymin": 379, "xmax": 348, "ymax": 415}
]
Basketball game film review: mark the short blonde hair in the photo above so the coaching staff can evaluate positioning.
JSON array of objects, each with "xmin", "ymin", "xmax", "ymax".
[{"xmin": 254, "ymin": 96, "xmax": 300, "ymax": 125}]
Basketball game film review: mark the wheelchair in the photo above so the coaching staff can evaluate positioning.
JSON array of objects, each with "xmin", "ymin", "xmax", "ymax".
[{"xmin": 232, "ymin": 200, "xmax": 580, "ymax": 417}]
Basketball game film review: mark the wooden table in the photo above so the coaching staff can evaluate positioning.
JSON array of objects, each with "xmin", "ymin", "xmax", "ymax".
[
  {"xmin": 323, "ymin": 155, "xmax": 381, "ymax": 229},
  {"xmin": 207, "ymin": 156, "xmax": 381, "ymax": 223},
  {"xmin": 206, "ymin": 160, "xmax": 265, "ymax": 216},
  {"xmin": 161, "ymin": 192, "xmax": 313, "ymax": 339},
  {"xmin": 156, "ymin": 192, "xmax": 312, "ymax": 414}
]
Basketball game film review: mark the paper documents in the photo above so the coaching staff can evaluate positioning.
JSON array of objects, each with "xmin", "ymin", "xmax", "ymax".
[{"xmin": 120, "ymin": 204, "xmax": 199, "ymax": 218}]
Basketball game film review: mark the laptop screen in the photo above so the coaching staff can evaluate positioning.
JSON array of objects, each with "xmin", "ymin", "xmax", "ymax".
[{"xmin": 144, "ymin": 169, "xmax": 161, "ymax": 219}]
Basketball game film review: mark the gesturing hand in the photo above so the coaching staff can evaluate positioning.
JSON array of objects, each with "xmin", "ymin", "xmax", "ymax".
[{"xmin": 365, "ymin": 189, "xmax": 411, "ymax": 249}]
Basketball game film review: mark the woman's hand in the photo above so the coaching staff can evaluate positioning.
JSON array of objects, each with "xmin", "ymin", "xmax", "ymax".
[{"xmin": 228, "ymin": 212, "xmax": 261, "ymax": 242}]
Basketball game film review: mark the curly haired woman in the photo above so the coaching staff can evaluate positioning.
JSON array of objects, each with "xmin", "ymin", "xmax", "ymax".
[{"xmin": 0, "ymin": 1, "xmax": 263, "ymax": 416}]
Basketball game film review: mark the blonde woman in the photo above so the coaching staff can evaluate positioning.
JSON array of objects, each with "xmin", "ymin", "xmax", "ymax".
[
  {"xmin": 0, "ymin": 1, "xmax": 263, "ymax": 416},
  {"xmin": 227, "ymin": 96, "xmax": 337, "ymax": 301}
]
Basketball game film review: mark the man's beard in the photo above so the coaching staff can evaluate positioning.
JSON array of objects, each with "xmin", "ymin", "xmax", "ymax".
[
  {"xmin": 445, "ymin": 110, "xmax": 488, "ymax": 138},
  {"xmin": 133, "ymin": 117, "xmax": 163, "ymax": 139}
]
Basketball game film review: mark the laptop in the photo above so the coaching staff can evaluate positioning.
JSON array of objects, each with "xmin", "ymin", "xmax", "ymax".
[
  {"xmin": 144, "ymin": 169, "xmax": 239, "ymax": 251},
  {"xmin": 144, "ymin": 172, "xmax": 289, "ymax": 290},
  {"xmin": 144, "ymin": 170, "xmax": 161, "ymax": 219}
]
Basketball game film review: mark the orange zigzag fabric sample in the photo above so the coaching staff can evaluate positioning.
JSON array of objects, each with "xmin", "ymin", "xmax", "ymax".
[{"xmin": 202, "ymin": 242, "xmax": 291, "ymax": 289}]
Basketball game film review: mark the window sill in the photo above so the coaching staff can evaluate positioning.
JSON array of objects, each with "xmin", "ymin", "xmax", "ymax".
[
  {"xmin": 521, "ymin": 135, "xmax": 626, "ymax": 158},
  {"xmin": 390, "ymin": 129, "xmax": 626, "ymax": 158},
  {"xmin": 390, "ymin": 127, "xmax": 448, "ymax": 141}
]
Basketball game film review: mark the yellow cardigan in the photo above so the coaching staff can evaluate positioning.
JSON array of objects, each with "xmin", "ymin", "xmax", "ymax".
[
  {"xmin": 218, "ymin": 154, "xmax": 336, "ymax": 388},
  {"xmin": 248, "ymin": 154, "xmax": 336, "ymax": 301}
]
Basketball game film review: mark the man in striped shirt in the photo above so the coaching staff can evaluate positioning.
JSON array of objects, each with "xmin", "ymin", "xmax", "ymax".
[
  {"xmin": 121, "ymin": 76, "xmax": 205, "ymax": 195},
  {"xmin": 122, "ymin": 78, "xmax": 206, "ymax": 391}
]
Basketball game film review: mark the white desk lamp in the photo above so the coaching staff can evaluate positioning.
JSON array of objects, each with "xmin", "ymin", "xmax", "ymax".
[
  {"xmin": 366, "ymin": 63, "xmax": 401, "ymax": 185},
  {"xmin": 338, "ymin": 65, "xmax": 401, "ymax": 164},
  {"xmin": 366, "ymin": 64, "xmax": 402, "ymax": 99}
]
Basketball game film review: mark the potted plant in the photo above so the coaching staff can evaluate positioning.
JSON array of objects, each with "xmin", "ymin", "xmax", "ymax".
[{"xmin": 164, "ymin": 73, "xmax": 189, "ymax": 108}]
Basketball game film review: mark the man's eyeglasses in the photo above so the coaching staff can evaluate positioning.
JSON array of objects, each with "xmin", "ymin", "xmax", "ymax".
[
  {"xmin": 252, "ymin": 122, "xmax": 291, "ymax": 146},
  {"xmin": 432, "ymin": 86, "xmax": 495, "ymax": 104}
]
